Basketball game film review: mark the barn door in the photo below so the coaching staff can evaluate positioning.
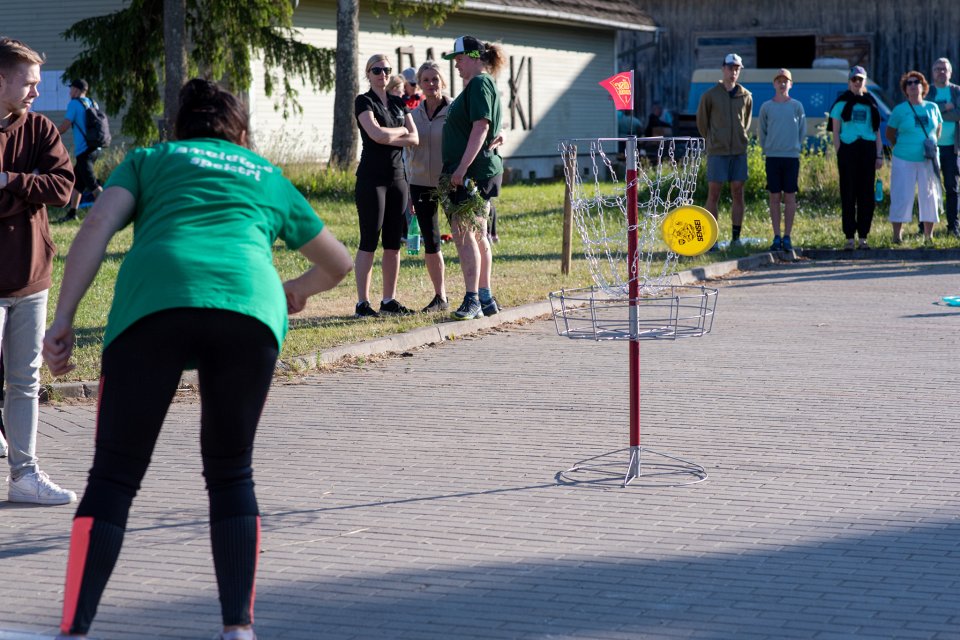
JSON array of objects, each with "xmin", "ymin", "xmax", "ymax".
[{"xmin": 509, "ymin": 55, "xmax": 533, "ymax": 130}]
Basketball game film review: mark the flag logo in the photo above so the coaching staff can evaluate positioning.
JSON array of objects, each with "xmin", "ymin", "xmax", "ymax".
[{"xmin": 599, "ymin": 71, "xmax": 634, "ymax": 111}]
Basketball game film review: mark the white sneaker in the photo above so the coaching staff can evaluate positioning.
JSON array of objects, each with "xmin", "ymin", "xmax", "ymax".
[
  {"xmin": 7, "ymin": 470, "xmax": 77, "ymax": 505},
  {"xmin": 216, "ymin": 630, "xmax": 256, "ymax": 640}
]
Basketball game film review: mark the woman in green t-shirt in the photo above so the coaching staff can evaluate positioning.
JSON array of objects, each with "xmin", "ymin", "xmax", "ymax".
[
  {"xmin": 43, "ymin": 79, "xmax": 353, "ymax": 640},
  {"xmin": 440, "ymin": 35, "xmax": 506, "ymax": 321}
]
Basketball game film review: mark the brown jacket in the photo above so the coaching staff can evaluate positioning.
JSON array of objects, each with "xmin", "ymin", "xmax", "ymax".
[
  {"xmin": 696, "ymin": 82, "xmax": 753, "ymax": 156},
  {"xmin": 0, "ymin": 111, "xmax": 75, "ymax": 297}
]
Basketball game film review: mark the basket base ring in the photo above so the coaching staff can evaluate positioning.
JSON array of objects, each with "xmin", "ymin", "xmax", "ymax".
[{"xmin": 557, "ymin": 445, "xmax": 707, "ymax": 488}]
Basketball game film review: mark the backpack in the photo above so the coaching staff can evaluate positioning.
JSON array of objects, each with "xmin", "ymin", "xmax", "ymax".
[{"xmin": 75, "ymin": 97, "xmax": 112, "ymax": 149}]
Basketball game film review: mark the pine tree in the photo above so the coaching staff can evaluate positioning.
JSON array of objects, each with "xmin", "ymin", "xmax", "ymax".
[{"xmin": 63, "ymin": 0, "xmax": 335, "ymax": 145}]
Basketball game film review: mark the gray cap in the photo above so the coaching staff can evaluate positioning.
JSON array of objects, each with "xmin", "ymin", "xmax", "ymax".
[{"xmin": 401, "ymin": 67, "xmax": 417, "ymax": 84}]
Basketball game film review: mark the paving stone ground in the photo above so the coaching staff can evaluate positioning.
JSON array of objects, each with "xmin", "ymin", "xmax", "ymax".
[{"xmin": 2, "ymin": 257, "xmax": 959, "ymax": 639}]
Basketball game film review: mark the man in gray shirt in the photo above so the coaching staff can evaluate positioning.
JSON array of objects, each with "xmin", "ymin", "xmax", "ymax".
[
  {"xmin": 929, "ymin": 58, "xmax": 960, "ymax": 237},
  {"xmin": 758, "ymin": 68, "xmax": 806, "ymax": 251}
]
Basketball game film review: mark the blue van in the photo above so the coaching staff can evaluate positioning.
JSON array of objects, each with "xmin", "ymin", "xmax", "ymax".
[{"xmin": 686, "ymin": 68, "xmax": 894, "ymax": 146}]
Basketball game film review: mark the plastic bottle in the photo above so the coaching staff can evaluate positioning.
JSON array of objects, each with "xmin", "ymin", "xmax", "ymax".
[
  {"xmin": 407, "ymin": 209, "xmax": 422, "ymax": 255},
  {"xmin": 875, "ymin": 178, "xmax": 883, "ymax": 202}
]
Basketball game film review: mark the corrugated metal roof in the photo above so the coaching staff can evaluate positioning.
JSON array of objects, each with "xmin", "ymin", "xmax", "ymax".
[{"xmin": 461, "ymin": 0, "xmax": 657, "ymax": 32}]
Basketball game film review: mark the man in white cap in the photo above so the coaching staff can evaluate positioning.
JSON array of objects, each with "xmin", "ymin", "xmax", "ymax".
[{"xmin": 696, "ymin": 53, "xmax": 753, "ymax": 249}]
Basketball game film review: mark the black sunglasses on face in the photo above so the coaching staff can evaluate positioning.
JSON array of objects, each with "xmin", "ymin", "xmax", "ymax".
[
  {"xmin": 851, "ymin": 77, "xmax": 864, "ymax": 83},
  {"xmin": 370, "ymin": 66, "xmax": 392, "ymax": 76},
  {"xmin": 905, "ymin": 79, "xmax": 921, "ymax": 86}
]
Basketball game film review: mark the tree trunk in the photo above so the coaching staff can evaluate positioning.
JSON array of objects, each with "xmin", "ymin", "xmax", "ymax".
[
  {"xmin": 163, "ymin": 0, "xmax": 188, "ymax": 140},
  {"xmin": 330, "ymin": 0, "xmax": 359, "ymax": 169}
]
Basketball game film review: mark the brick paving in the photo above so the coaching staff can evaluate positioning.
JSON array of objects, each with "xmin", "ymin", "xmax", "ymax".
[{"xmin": 2, "ymin": 257, "xmax": 959, "ymax": 639}]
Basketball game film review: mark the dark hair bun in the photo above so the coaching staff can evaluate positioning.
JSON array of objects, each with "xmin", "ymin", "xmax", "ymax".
[{"xmin": 179, "ymin": 78, "xmax": 220, "ymax": 109}]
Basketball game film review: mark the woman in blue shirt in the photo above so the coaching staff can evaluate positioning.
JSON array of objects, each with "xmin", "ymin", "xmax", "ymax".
[
  {"xmin": 886, "ymin": 71, "xmax": 943, "ymax": 244},
  {"xmin": 829, "ymin": 66, "xmax": 883, "ymax": 250}
]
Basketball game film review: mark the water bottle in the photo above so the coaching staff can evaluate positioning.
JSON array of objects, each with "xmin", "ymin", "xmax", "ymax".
[
  {"xmin": 407, "ymin": 210, "xmax": 422, "ymax": 255},
  {"xmin": 875, "ymin": 178, "xmax": 883, "ymax": 202},
  {"xmin": 464, "ymin": 178, "xmax": 478, "ymax": 196}
]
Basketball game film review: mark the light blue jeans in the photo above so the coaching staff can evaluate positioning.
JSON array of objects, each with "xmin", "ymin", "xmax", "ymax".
[{"xmin": 0, "ymin": 289, "xmax": 47, "ymax": 481}]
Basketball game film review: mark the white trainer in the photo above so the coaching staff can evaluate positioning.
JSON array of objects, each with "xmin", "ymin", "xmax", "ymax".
[{"xmin": 8, "ymin": 470, "xmax": 77, "ymax": 505}]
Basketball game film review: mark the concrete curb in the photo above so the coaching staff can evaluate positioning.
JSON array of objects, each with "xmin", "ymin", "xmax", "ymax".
[
  {"xmin": 44, "ymin": 245, "xmax": 950, "ymax": 400},
  {"xmin": 42, "ymin": 253, "xmax": 763, "ymax": 401}
]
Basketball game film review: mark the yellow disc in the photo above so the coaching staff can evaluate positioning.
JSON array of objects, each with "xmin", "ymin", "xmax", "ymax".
[{"xmin": 660, "ymin": 205, "xmax": 719, "ymax": 256}]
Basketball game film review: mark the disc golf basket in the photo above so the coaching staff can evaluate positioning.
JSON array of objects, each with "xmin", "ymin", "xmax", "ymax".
[{"xmin": 550, "ymin": 136, "xmax": 717, "ymax": 487}]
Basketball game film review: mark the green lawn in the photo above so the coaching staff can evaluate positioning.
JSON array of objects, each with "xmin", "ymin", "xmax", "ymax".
[{"xmin": 44, "ymin": 169, "xmax": 960, "ymax": 383}]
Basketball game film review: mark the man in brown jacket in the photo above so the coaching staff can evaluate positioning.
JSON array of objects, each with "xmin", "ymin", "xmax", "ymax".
[
  {"xmin": 696, "ymin": 53, "xmax": 753, "ymax": 249},
  {"xmin": 0, "ymin": 36, "xmax": 76, "ymax": 504}
]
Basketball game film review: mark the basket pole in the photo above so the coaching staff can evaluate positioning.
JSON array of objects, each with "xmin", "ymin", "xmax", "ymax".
[{"xmin": 625, "ymin": 136, "xmax": 640, "ymax": 462}]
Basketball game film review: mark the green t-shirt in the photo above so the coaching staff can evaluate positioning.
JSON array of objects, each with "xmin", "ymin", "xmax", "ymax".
[
  {"xmin": 829, "ymin": 100, "xmax": 878, "ymax": 144},
  {"xmin": 933, "ymin": 91, "xmax": 956, "ymax": 146},
  {"xmin": 887, "ymin": 100, "xmax": 942, "ymax": 162},
  {"xmin": 102, "ymin": 138, "xmax": 325, "ymax": 350},
  {"xmin": 441, "ymin": 73, "xmax": 503, "ymax": 179}
]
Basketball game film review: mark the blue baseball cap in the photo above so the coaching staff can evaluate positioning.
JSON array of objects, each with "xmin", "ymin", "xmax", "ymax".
[{"xmin": 849, "ymin": 66, "xmax": 867, "ymax": 80}]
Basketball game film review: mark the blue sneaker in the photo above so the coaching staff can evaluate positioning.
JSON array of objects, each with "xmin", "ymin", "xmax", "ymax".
[
  {"xmin": 770, "ymin": 236, "xmax": 782, "ymax": 251},
  {"xmin": 451, "ymin": 295, "xmax": 483, "ymax": 321},
  {"xmin": 480, "ymin": 296, "xmax": 499, "ymax": 316},
  {"xmin": 782, "ymin": 236, "xmax": 793, "ymax": 251}
]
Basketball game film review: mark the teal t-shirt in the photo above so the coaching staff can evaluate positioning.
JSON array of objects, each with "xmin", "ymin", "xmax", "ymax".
[
  {"xmin": 829, "ymin": 100, "xmax": 878, "ymax": 144},
  {"xmin": 102, "ymin": 138, "xmax": 325, "ymax": 350},
  {"xmin": 441, "ymin": 73, "xmax": 503, "ymax": 179},
  {"xmin": 887, "ymin": 100, "xmax": 942, "ymax": 162},
  {"xmin": 933, "ymin": 91, "xmax": 956, "ymax": 146}
]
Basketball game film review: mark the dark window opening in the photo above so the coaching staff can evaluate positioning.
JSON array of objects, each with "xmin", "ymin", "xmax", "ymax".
[{"xmin": 756, "ymin": 35, "xmax": 816, "ymax": 68}]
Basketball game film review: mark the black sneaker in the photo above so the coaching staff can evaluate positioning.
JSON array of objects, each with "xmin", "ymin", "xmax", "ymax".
[
  {"xmin": 422, "ymin": 294, "xmax": 449, "ymax": 313},
  {"xmin": 450, "ymin": 296, "xmax": 483, "ymax": 321},
  {"xmin": 354, "ymin": 301, "xmax": 380, "ymax": 318},
  {"xmin": 480, "ymin": 296, "xmax": 499, "ymax": 316},
  {"xmin": 379, "ymin": 299, "xmax": 414, "ymax": 316}
]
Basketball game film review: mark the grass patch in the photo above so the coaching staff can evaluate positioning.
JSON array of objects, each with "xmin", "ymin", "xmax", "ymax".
[{"xmin": 43, "ymin": 151, "xmax": 960, "ymax": 383}]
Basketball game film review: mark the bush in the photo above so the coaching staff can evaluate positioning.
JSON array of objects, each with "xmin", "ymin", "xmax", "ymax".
[{"xmin": 284, "ymin": 163, "xmax": 356, "ymax": 201}]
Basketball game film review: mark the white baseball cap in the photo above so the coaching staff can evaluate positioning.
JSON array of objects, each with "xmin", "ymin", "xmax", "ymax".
[{"xmin": 723, "ymin": 53, "xmax": 743, "ymax": 67}]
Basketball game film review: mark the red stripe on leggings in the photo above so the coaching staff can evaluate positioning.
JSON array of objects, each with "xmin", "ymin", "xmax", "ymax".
[
  {"xmin": 250, "ymin": 515, "xmax": 261, "ymax": 623},
  {"xmin": 61, "ymin": 516, "xmax": 94, "ymax": 633},
  {"xmin": 94, "ymin": 375, "xmax": 104, "ymax": 440}
]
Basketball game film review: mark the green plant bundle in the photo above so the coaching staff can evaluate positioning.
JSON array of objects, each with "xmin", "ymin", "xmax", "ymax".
[{"xmin": 436, "ymin": 173, "xmax": 488, "ymax": 231}]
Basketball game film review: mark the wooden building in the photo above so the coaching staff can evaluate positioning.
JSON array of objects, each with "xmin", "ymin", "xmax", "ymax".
[{"xmin": 619, "ymin": 0, "xmax": 960, "ymax": 120}]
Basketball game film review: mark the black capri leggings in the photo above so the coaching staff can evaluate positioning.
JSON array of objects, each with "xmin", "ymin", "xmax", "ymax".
[
  {"xmin": 356, "ymin": 176, "xmax": 408, "ymax": 252},
  {"xmin": 410, "ymin": 183, "xmax": 443, "ymax": 254},
  {"xmin": 60, "ymin": 308, "xmax": 278, "ymax": 635}
]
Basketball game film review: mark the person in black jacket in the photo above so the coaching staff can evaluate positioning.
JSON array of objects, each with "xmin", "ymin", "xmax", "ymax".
[
  {"xmin": 353, "ymin": 53, "xmax": 420, "ymax": 318},
  {"xmin": 829, "ymin": 66, "xmax": 883, "ymax": 250}
]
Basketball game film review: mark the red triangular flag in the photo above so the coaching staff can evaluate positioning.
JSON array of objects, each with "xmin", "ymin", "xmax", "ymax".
[{"xmin": 599, "ymin": 71, "xmax": 634, "ymax": 111}]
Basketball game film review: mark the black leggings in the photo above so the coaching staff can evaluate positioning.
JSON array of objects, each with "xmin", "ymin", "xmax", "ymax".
[
  {"xmin": 410, "ymin": 184, "xmax": 443, "ymax": 254},
  {"xmin": 60, "ymin": 308, "xmax": 278, "ymax": 635},
  {"xmin": 837, "ymin": 139, "xmax": 877, "ymax": 240},
  {"xmin": 356, "ymin": 176, "xmax": 407, "ymax": 252}
]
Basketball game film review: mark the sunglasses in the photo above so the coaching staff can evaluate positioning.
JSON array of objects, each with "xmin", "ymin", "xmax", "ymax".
[
  {"xmin": 905, "ymin": 79, "xmax": 922, "ymax": 86},
  {"xmin": 851, "ymin": 77, "xmax": 865, "ymax": 83},
  {"xmin": 369, "ymin": 66, "xmax": 392, "ymax": 76}
]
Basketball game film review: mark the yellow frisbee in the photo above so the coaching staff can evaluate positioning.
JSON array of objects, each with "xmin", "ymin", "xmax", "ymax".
[{"xmin": 660, "ymin": 205, "xmax": 719, "ymax": 256}]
